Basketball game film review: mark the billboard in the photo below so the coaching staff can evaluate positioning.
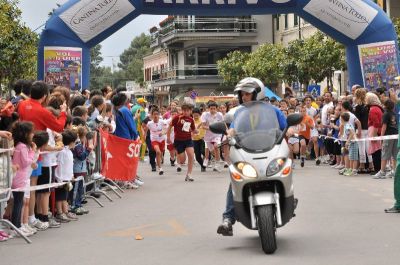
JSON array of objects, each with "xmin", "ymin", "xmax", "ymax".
[
  {"xmin": 44, "ymin": 47, "xmax": 82, "ymax": 91},
  {"xmin": 358, "ymin": 41, "xmax": 400, "ymax": 90}
]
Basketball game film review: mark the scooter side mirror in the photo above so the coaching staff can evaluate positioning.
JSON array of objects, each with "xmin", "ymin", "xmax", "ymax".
[
  {"xmin": 209, "ymin": 122, "xmax": 227, "ymax": 135},
  {"xmin": 286, "ymin": 113, "xmax": 303, "ymax": 127}
]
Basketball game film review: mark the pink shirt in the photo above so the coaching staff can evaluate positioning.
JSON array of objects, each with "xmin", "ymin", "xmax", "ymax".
[{"xmin": 12, "ymin": 143, "xmax": 35, "ymax": 189}]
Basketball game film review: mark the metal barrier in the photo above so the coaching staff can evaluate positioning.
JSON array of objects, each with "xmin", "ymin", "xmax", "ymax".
[
  {"xmin": 0, "ymin": 139, "xmax": 31, "ymax": 244},
  {"xmin": 83, "ymin": 130, "xmax": 123, "ymax": 207}
]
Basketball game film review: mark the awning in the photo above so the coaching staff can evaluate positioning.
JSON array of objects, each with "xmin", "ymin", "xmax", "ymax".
[{"xmin": 265, "ymin": 87, "xmax": 281, "ymax": 101}]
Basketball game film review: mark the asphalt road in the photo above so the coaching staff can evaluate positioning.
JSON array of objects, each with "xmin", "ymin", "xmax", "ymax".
[{"xmin": 1, "ymin": 159, "xmax": 399, "ymax": 265}]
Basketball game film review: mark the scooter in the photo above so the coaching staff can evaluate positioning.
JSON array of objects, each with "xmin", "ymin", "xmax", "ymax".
[{"xmin": 210, "ymin": 101, "xmax": 303, "ymax": 254}]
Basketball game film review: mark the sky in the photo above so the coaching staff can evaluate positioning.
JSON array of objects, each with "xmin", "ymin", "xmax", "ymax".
[{"xmin": 17, "ymin": 0, "xmax": 165, "ymax": 68}]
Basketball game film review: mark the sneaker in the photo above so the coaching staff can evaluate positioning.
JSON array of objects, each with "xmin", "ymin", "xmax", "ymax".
[
  {"xmin": 316, "ymin": 158, "xmax": 321, "ymax": 166},
  {"xmin": 170, "ymin": 159, "xmax": 175, "ymax": 167},
  {"xmin": 373, "ymin": 171, "xmax": 387, "ymax": 179},
  {"xmin": 352, "ymin": 170, "xmax": 358, "ymax": 176},
  {"xmin": 126, "ymin": 182, "xmax": 139, "ymax": 189},
  {"xmin": 177, "ymin": 165, "xmax": 182, "ymax": 172},
  {"xmin": 343, "ymin": 169, "xmax": 353, "ymax": 176},
  {"xmin": 30, "ymin": 219, "xmax": 49, "ymax": 231},
  {"xmin": 201, "ymin": 167, "xmax": 206, "ymax": 172},
  {"xmin": 223, "ymin": 162, "xmax": 229, "ymax": 168},
  {"xmin": 385, "ymin": 206, "xmax": 400, "ymax": 213},
  {"xmin": 331, "ymin": 164, "xmax": 339, "ymax": 168},
  {"xmin": 23, "ymin": 224, "xmax": 37, "ymax": 235},
  {"xmin": 159, "ymin": 168, "xmax": 164, "ymax": 175},
  {"xmin": 151, "ymin": 167, "xmax": 157, "ymax": 172},
  {"xmin": 185, "ymin": 175, "xmax": 194, "ymax": 182},
  {"xmin": 134, "ymin": 178, "xmax": 144, "ymax": 186},
  {"xmin": 213, "ymin": 165, "xmax": 221, "ymax": 172},
  {"xmin": 202, "ymin": 158, "xmax": 209, "ymax": 168},
  {"xmin": 66, "ymin": 212, "xmax": 78, "ymax": 221},
  {"xmin": 49, "ymin": 218, "xmax": 61, "ymax": 228},
  {"xmin": 56, "ymin": 213, "xmax": 70, "ymax": 223},
  {"xmin": 300, "ymin": 157, "xmax": 305, "ymax": 168},
  {"xmin": 217, "ymin": 219, "xmax": 233, "ymax": 236},
  {"xmin": 19, "ymin": 226, "xmax": 34, "ymax": 237},
  {"xmin": 338, "ymin": 168, "xmax": 347, "ymax": 175},
  {"xmin": 386, "ymin": 170, "xmax": 395, "ymax": 178}
]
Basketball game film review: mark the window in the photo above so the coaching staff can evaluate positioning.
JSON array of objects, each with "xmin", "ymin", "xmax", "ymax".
[
  {"xmin": 284, "ymin": 14, "xmax": 288, "ymax": 29},
  {"xmin": 185, "ymin": 48, "xmax": 196, "ymax": 65},
  {"xmin": 294, "ymin": 14, "xmax": 299, "ymax": 27}
]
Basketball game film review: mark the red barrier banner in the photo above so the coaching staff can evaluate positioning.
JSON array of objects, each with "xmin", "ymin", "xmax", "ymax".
[{"xmin": 100, "ymin": 129, "xmax": 141, "ymax": 181}]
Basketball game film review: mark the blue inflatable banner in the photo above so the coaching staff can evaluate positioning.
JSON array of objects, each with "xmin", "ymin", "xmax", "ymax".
[{"xmin": 38, "ymin": 0, "xmax": 399, "ymax": 91}]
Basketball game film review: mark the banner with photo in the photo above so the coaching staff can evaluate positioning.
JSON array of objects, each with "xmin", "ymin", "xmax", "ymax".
[
  {"xmin": 44, "ymin": 47, "xmax": 82, "ymax": 91},
  {"xmin": 358, "ymin": 41, "xmax": 400, "ymax": 91}
]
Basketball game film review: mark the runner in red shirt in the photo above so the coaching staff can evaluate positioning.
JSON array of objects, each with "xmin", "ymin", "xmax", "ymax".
[{"xmin": 167, "ymin": 103, "xmax": 198, "ymax": 182}]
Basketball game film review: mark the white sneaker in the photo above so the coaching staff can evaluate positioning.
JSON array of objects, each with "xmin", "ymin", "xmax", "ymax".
[
  {"xmin": 213, "ymin": 164, "xmax": 221, "ymax": 172},
  {"xmin": 335, "ymin": 164, "xmax": 345, "ymax": 170},
  {"xmin": 202, "ymin": 158, "xmax": 209, "ymax": 168},
  {"xmin": 386, "ymin": 170, "xmax": 395, "ymax": 178},
  {"xmin": 29, "ymin": 219, "xmax": 48, "ymax": 231},
  {"xmin": 339, "ymin": 168, "xmax": 347, "ymax": 175},
  {"xmin": 158, "ymin": 168, "xmax": 164, "ymax": 175},
  {"xmin": 134, "ymin": 178, "xmax": 144, "ymax": 186},
  {"xmin": 24, "ymin": 224, "xmax": 37, "ymax": 234},
  {"xmin": 126, "ymin": 182, "xmax": 139, "ymax": 189},
  {"xmin": 19, "ymin": 226, "xmax": 34, "ymax": 237},
  {"xmin": 373, "ymin": 171, "xmax": 387, "ymax": 179}
]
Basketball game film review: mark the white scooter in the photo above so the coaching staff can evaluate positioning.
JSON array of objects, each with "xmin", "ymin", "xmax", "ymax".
[{"xmin": 210, "ymin": 101, "xmax": 303, "ymax": 254}]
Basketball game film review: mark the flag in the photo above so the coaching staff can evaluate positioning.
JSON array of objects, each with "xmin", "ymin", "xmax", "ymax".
[{"xmin": 100, "ymin": 129, "xmax": 141, "ymax": 181}]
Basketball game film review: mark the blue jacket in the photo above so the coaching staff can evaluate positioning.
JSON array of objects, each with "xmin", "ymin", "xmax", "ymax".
[
  {"xmin": 73, "ymin": 141, "xmax": 89, "ymax": 174},
  {"xmin": 114, "ymin": 106, "xmax": 138, "ymax": 140}
]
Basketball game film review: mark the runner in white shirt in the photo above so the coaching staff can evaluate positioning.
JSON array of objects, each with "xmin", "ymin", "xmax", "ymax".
[
  {"xmin": 147, "ymin": 108, "xmax": 167, "ymax": 175},
  {"xmin": 304, "ymin": 96, "xmax": 321, "ymax": 165},
  {"xmin": 164, "ymin": 108, "xmax": 178, "ymax": 167},
  {"xmin": 200, "ymin": 101, "xmax": 224, "ymax": 172}
]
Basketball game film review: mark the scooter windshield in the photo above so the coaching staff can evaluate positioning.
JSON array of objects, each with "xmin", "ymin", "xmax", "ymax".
[{"xmin": 233, "ymin": 101, "xmax": 281, "ymax": 153}]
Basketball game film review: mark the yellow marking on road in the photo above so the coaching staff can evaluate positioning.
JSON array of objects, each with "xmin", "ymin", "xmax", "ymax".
[{"xmin": 105, "ymin": 219, "xmax": 189, "ymax": 238}]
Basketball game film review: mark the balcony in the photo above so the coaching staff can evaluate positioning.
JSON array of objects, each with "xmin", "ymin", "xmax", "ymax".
[
  {"xmin": 151, "ymin": 64, "xmax": 222, "ymax": 87},
  {"xmin": 150, "ymin": 17, "xmax": 257, "ymax": 48}
]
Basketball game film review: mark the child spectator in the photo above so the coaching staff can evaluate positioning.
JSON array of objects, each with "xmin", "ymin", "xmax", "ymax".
[
  {"xmin": 71, "ymin": 125, "xmax": 90, "ymax": 215},
  {"xmin": 88, "ymin": 95, "xmax": 105, "ymax": 122},
  {"xmin": 167, "ymin": 103, "xmax": 198, "ymax": 182},
  {"xmin": 341, "ymin": 112, "xmax": 358, "ymax": 176},
  {"xmin": 55, "ymin": 130, "xmax": 78, "ymax": 222},
  {"xmin": 147, "ymin": 108, "xmax": 167, "ymax": 175},
  {"xmin": 28, "ymin": 131, "xmax": 50, "ymax": 231},
  {"xmin": 11, "ymin": 121, "xmax": 37, "ymax": 236},
  {"xmin": 374, "ymin": 99, "xmax": 398, "ymax": 178}
]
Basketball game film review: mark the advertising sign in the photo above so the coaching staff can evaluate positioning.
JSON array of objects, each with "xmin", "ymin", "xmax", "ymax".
[
  {"xmin": 303, "ymin": 0, "xmax": 378, "ymax": 40},
  {"xmin": 358, "ymin": 41, "xmax": 400, "ymax": 90},
  {"xmin": 44, "ymin": 47, "xmax": 82, "ymax": 91},
  {"xmin": 60, "ymin": 0, "xmax": 135, "ymax": 42}
]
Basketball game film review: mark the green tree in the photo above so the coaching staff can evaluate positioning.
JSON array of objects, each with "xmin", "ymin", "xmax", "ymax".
[
  {"xmin": 282, "ymin": 39, "xmax": 312, "ymax": 87},
  {"xmin": 304, "ymin": 32, "xmax": 346, "ymax": 88},
  {"xmin": 245, "ymin": 43, "xmax": 285, "ymax": 86},
  {"xmin": 217, "ymin": 50, "xmax": 250, "ymax": 86},
  {"xmin": 118, "ymin": 33, "xmax": 152, "ymax": 85},
  {"xmin": 0, "ymin": 0, "xmax": 38, "ymax": 91},
  {"xmin": 394, "ymin": 17, "xmax": 400, "ymax": 44},
  {"xmin": 89, "ymin": 44, "xmax": 104, "ymax": 90}
]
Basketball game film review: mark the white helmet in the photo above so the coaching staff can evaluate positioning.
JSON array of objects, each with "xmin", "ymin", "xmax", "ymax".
[{"xmin": 234, "ymin": 77, "xmax": 266, "ymax": 104}]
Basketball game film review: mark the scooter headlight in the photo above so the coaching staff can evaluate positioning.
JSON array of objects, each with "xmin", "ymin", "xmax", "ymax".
[
  {"xmin": 236, "ymin": 162, "xmax": 258, "ymax": 178},
  {"xmin": 267, "ymin": 158, "xmax": 286, "ymax": 176}
]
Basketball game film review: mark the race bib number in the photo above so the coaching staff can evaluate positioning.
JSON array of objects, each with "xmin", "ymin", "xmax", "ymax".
[{"xmin": 182, "ymin": 122, "xmax": 191, "ymax": 132}]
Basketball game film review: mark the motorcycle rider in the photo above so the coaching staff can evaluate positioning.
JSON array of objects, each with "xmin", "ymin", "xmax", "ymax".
[{"xmin": 217, "ymin": 77, "xmax": 287, "ymax": 236}]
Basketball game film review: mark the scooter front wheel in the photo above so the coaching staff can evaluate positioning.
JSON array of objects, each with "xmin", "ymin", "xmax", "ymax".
[{"xmin": 257, "ymin": 205, "xmax": 277, "ymax": 254}]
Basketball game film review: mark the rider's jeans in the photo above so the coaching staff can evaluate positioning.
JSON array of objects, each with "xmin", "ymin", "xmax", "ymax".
[{"xmin": 222, "ymin": 184, "xmax": 236, "ymax": 224}]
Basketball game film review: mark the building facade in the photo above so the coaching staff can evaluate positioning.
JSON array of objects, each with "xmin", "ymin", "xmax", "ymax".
[{"xmin": 143, "ymin": 15, "xmax": 273, "ymax": 104}]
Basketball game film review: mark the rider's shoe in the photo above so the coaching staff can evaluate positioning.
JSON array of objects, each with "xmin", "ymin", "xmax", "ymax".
[{"xmin": 217, "ymin": 219, "xmax": 233, "ymax": 236}]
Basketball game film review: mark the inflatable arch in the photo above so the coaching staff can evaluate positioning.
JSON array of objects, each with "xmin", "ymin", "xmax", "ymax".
[{"xmin": 39, "ymin": 0, "xmax": 399, "ymax": 91}]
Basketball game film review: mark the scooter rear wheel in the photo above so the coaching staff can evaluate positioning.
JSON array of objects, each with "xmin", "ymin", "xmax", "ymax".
[{"xmin": 257, "ymin": 205, "xmax": 277, "ymax": 254}]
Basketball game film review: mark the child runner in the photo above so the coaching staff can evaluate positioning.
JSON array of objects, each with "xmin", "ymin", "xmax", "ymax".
[
  {"xmin": 192, "ymin": 108, "xmax": 206, "ymax": 172},
  {"xmin": 167, "ymin": 103, "xmax": 198, "ymax": 181},
  {"xmin": 147, "ymin": 108, "xmax": 167, "ymax": 175},
  {"xmin": 201, "ymin": 101, "xmax": 224, "ymax": 172}
]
